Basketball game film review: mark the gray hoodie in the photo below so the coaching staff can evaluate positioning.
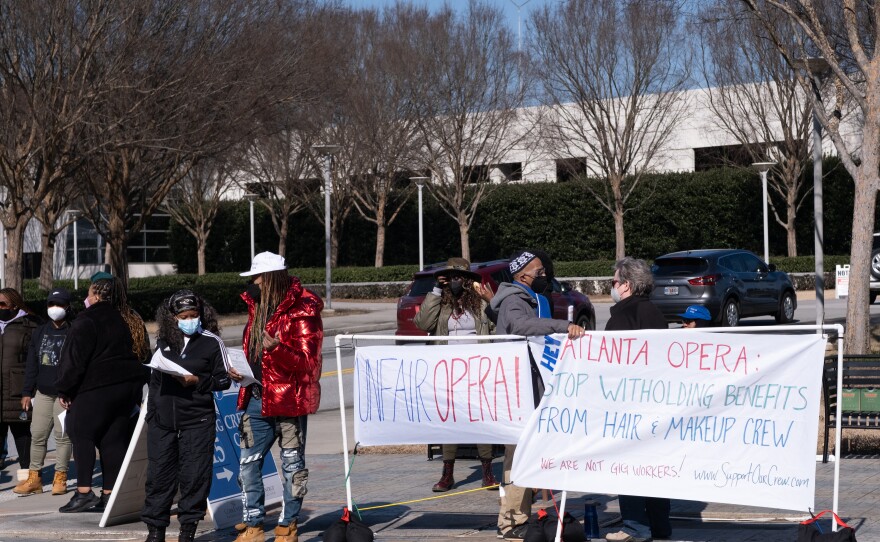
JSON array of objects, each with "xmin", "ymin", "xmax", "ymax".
[{"xmin": 490, "ymin": 282, "xmax": 570, "ymax": 337}]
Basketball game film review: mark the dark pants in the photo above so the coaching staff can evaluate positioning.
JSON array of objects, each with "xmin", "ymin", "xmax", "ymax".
[
  {"xmin": 619, "ymin": 495, "xmax": 672, "ymax": 538},
  {"xmin": 67, "ymin": 381, "xmax": 141, "ymax": 490},
  {"xmin": 0, "ymin": 422, "xmax": 31, "ymax": 468},
  {"xmin": 141, "ymin": 421, "xmax": 215, "ymax": 527}
]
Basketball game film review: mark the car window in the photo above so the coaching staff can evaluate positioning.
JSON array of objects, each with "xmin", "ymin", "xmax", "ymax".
[
  {"xmin": 551, "ymin": 278, "xmax": 565, "ymax": 293},
  {"xmin": 652, "ymin": 257, "xmax": 709, "ymax": 276},
  {"xmin": 718, "ymin": 255, "xmax": 746, "ymax": 272},
  {"xmin": 407, "ymin": 277, "xmax": 436, "ymax": 297},
  {"xmin": 491, "ymin": 269, "xmax": 511, "ymax": 285},
  {"xmin": 741, "ymin": 253, "xmax": 768, "ymax": 273}
]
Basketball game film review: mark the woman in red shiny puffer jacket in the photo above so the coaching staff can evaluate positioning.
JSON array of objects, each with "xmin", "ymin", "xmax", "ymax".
[{"xmin": 237, "ymin": 270, "xmax": 324, "ymax": 417}]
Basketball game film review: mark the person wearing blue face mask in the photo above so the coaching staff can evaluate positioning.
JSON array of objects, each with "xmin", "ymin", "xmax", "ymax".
[{"xmin": 141, "ymin": 290, "xmax": 234, "ymax": 542}]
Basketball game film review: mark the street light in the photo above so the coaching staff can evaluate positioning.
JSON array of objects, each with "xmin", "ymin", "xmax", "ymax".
[
  {"xmin": 242, "ymin": 193, "xmax": 258, "ymax": 262},
  {"xmin": 65, "ymin": 210, "xmax": 82, "ymax": 290},
  {"xmin": 410, "ymin": 176, "xmax": 429, "ymax": 270},
  {"xmin": 313, "ymin": 144, "xmax": 342, "ymax": 309},
  {"xmin": 751, "ymin": 161, "xmax": 776, "ymax": 265},
  {"xmin": 795, "ymin": 56, "xmax": 831, "ymax": 333}
]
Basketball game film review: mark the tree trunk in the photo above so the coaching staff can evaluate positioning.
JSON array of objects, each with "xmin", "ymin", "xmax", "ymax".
[
  {"xmin": 197, "ymin": 232, "xmax": 207, "ymax": 276},
  {"xmin": 845, "ymin": 179, "xmax": 877, "ymax": 354},
  {"xmin": 786, "ymin": 191, "xmax": 797, "ymax": 257},
  {"xmin": 3, "ymin": 221, "xmax": 27, "ymax": 292},
  {"xmin": 613, "ymin": 208, "xmax": 626, "ymax": 261},
  {"xmin": 39, "ymin": 228, "xmax": 55, "ymax": 291},
  {"xmin": 374, "ymin": 223, "xmax": 386, "ymax": 268},
  {"xmin": 106, "ymin": 213, "xmax": 130, "ymax": 289},
  {"xmin": 458, "ymin": 212, "xmax": 470, "ymax": 261},
  {"xmin": 330, "ymin": 219, "xmax": 340, "ymax": 267},
  {"xmin": 278, "ymin": 213, "xmax": 289, "ymax": 257}
]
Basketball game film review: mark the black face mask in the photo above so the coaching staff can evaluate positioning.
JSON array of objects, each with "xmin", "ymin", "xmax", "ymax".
[
  {"xmin": 448, "ymin": 279, "xmax": 464, "ymax": 297},
  {"xmin": 0, "ymin": 308, "xmax": 15, "ymax": 321},
  {"xmin": 246, "ymin": 283, "xmax": 261, "ymax": 302},
  {"xmin": 530, "ymin": 276, "xmax": 549, "ymax": 296}
]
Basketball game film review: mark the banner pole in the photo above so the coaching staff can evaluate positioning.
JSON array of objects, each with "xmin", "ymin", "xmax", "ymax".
[
  {"xmin": 336, "ymin": 335, "xmax": 353, "ymax": 510},
  {"xmin": 832, "ymin": 324, "xmax": 843, "ymax": 531},
  {"xmin": 554, "ymin": 490, "xmax": 567, "ymax": 542}
]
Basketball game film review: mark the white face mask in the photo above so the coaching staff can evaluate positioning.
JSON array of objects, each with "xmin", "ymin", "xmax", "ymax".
[
  {"xmin": 47, "ymin": 307, "xmax": 67, "ymax": 321},
  {"xmin": 610, "ymin": 287, "xmax": 621, "ymax": 304}
]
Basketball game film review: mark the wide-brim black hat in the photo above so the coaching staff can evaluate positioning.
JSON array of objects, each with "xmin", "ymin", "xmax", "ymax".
[{"xmin": 432, "ymin": 257, "xmax": 481, "ymax": 281}]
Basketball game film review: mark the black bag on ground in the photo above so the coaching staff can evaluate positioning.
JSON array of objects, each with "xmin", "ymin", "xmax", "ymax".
[
  {"xmin": 323, "ymin": 508, "xmax": 375, "ymax": 542},
  {"xmin": 797, "ymin": 510, "xmax": 857, "ymax": 542},
  {"xmin": 524, "ymin": 508, "xmax": 585, "ymax": 542}
]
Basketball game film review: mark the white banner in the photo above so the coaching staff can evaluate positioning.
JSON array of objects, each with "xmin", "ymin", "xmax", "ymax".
[
  {"xmin": 512, "ymin": 330, "xmax": 826, "ymax": 511},
  {"xmin": 354, "ymin": 341, "xmax": 534, "ymax": 446}
]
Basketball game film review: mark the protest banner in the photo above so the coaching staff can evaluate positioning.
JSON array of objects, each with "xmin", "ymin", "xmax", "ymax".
[
  {"xmin": 353, "ymin": 341, "xmax": 533, "ymax": 446},
  {"xmin": 512, "ymin": 330, "xmax": 826, "ymax": 511}
]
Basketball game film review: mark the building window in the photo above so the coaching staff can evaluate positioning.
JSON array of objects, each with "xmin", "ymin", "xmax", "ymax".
[
  {"xmin": 64, "ymin": 218, "xmax": 104, "ymax": 266},
  {"xmin": 555, "ymin": 157, "xmax": 587, "ymax": 182},
  {"xmin": 127, "ymin": 214, "xmax": 171, "ymax": 263},
  {"xmin": 490, "ymin": 162, "xmax": 523, "ymax": 182}
]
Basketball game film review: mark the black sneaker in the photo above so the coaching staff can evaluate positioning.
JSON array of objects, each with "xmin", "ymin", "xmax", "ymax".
[
  {"xmin": 496, "ymin": 528, "xmax": 504, "ymax": 538},
  {"xmin": 59, "ymin": 490, "xmax": 99, "ymax": 513},
  {"xmin": 502, "ymin": 524, "xmax": 529, "ymax": 540},
  {"xmin": 89, "ymin": 492, "xmax": 110, "ymax": 513}
]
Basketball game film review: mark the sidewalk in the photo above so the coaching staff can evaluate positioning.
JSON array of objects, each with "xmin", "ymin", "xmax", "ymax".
[{"xmin": 4, "ymin": 302, "xmax": 880, "ymax": 541}]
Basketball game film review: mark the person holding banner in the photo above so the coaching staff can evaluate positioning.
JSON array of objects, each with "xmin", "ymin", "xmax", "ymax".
[
  {"xmin": 141, "ymin": 290, "xmax": 233, "ymax": 542},
  {"xmin": 55, "ymin": 277, "xmax": 150, "ymax": 514},
  {"xmin": 605, "ymin": 257, "xmax": 670, "ymax": 542},
  {"xmin": 490, "ymin": 250, "xmax": 585, "ymax": 540},
  {"xmin": 234, "ymin": 252, "xmax": 323, "ymax": 542},
  {"xmin": 677, "ymin": 305, "xmax": 712, "ymax": 329},
  {"xmin": 412, "ymin": 257, "xmax": 499, "ymax": 492}
]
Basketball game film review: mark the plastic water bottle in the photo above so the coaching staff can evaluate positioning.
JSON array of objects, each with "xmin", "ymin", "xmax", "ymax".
[{"xmin": 584, "ymin": 499, "xmax": 600, "ymax": 540}]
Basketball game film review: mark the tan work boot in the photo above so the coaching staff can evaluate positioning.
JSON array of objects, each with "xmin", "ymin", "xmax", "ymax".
[
  {"xmin": 13, "ymin": 470, "xmax": 43, "ymax": 495},
  {"xmin": 52, "ymin": 471, "xmax": 68, "ymax": 495},
  {"xmin": 233, "ymin": 523, "xmax": 265, "ymax": 542},
  {"xmin": 274, "ymin": 523, "xmax": 298, "ymax": 542}
]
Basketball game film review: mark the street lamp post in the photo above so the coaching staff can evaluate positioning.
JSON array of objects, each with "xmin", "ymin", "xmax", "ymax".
[
  {"xmin": 66, "ymin": 210, "xmax": 82, "ymax": 290},
  {"xmin": 410, "ymin": 177, "xmax": 429, "ymax": 270},
  {"xmin": 751, "ymin": 162, "xmax": 776, "ymax": 265},
  {"xmin": 795, "ymin": 56, "xmax": 831, "ymax": 333},
  {"xmin": 243, "ymin": 193, "xmax": 258, "ymax": 262},
  {"xmin": 313, "ymin": 144, "xmax": 342, "ymax": 309}
]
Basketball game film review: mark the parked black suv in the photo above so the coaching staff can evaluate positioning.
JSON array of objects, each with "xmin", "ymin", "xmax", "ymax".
[
  {"xmin": 650, "ymin": 249, "xmax": 797, "ymax": 327},
  {"xmin": 871, "ymin": 233, "xmax": 880, "ymax": 304}
]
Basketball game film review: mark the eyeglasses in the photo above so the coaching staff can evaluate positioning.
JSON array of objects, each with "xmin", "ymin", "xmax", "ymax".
[{"xmin": 611, "ymin": 279, "xmax": 621, "ymax": 287}]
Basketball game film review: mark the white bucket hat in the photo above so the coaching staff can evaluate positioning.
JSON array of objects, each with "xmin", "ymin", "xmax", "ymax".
[{"xmin": 240, "ymin": 251, "xmax": 287, "ymax": 276}]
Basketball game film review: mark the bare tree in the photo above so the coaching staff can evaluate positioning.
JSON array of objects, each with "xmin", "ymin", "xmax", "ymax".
[
  {"xmin": 400, "ymin": 1, "xmax": 528, "ymax": 260},
  {"xmin": 162, "ymin": 159, "xmax": 232, "ymax": 275},
  {"xmin": 0, "ymin": 2, "xmax": 111, "ymax": 292},
  {"xmin": 530, "ymin": 0, "xmax": 691, "ymax": 260},
  {"xmin": 698, "ymin": 3, "xmax": 812, "ymax": 256},
  {"xmin": 740, "ymin": 0, "xmax": 877, "ymax": 353},
  {"xmin": 344, "ymin": 7, "xmax": 419, "ymax": 267}
]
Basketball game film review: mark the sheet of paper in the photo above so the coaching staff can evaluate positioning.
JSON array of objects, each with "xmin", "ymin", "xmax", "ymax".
[
  {"xmin": 58, "ymin": 410, "xmax": 67, "ymax": 437},
  {"xmin": 226, "ymin": 348, "xmax": 259, "ymax": 388},
  {"xmin": 147, "ymin": 349, "xmax": 194, "ymax": 377}
]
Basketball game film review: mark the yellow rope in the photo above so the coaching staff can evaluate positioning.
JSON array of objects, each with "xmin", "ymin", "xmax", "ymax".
[
  {"xmin": 322, "ymin": 367, "xmax": 355, "ymax": 378},
  {"xmin": 358, "ymin": 485, "xmax": 500, "ymax": 511}
]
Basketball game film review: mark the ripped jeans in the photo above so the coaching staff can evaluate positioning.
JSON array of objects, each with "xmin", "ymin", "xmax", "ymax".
[{"xmin": 238, "ymin": 398, "xmax": 309, "ymax": 527}]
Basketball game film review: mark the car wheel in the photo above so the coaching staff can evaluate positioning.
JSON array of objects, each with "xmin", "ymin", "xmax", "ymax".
[
  {"xmin": 775, "ymin": 291, "xmax": 795, "ymax": 324},
  {"xmin": 721, "ymin": 299, "xmax": 739, "ymax": 327},
  {"xmin": 576, "ymin": 312, "xmax": 594, "ymax": 331},
  {"xmin": 872, "ymin": 248, "xmax": 880, "ymax": 280},
  {"xmin": 871, "ymin": 293, "xmax": 878, "ymax": 305}
]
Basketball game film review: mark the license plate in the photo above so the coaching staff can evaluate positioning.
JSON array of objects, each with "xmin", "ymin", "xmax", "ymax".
[{"xmin": 664, "ymin": 286, "xmax": 679, "ymax": 295}]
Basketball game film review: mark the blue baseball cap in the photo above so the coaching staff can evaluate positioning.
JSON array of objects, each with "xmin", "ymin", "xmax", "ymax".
[{"xmin": 677, "ymin": 305, "xmax": 711, "ymax": 321}]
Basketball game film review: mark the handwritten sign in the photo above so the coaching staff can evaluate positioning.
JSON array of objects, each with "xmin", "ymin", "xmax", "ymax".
[
  {"xmin": 512, "ymin": 331, "xmax": 826, "ymax": 511},
  {"xmin": 353, "ymin": 342, "xmax": 534, "ymax": 445}
]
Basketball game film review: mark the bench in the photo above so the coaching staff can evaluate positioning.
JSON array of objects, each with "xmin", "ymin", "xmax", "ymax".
[{"xmin": 821, "ymin": 354, "xmax": 880, "ymax": 463}]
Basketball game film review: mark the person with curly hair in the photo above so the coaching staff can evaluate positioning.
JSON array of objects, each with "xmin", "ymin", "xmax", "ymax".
[
  {"xmin": 234, "ymin": 252, "xmax": 323, "ymax": 542},
  {"xmin": 140, "ymin": 290, "xmax": 232, "ymax": 542},
  {"xmin": 412, "ymin": 257, "xmax": 499, "ymax": 493},
  {"xmin": 0, "ymin": 287, "xmax": 41, "ymax": 486},
  {"xmin": 55, "ymin": 277, "xmax": 149, "ymax": 514}
]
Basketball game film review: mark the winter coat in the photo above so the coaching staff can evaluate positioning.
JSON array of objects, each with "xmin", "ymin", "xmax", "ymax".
[
  {"xmin": 55, "ymin": 301, "xmax": 149, "ymax": 400},
  {"xmin": 412, "ymin": 289, "xmax": 494, "ymax": 338},
  {"xmin": 237, "ymin": 276, "xmax": 324, "ymax": 417},
  {"xmin": 604, "ymin": 295, "xmax": 668, "ymax": 331},
  {"xmin": 0, "ymin": 314, "xmax": 40, "ymax": 423},
  {"xmin": 490, "ymin": 282, "xmax": 570, "ymax": 337},
  {"xmin": 22, "ymin": 320, "xmax": 72, "ymax": 398},
  {"xmin": 147, "ymin": 331, "xmax": 231, "ymax": 431}
]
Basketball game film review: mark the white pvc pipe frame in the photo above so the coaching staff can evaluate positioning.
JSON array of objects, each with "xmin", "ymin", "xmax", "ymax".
[{"xmin": 334, "ymin": 324, "xmax": 845, "ymax": 539}]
